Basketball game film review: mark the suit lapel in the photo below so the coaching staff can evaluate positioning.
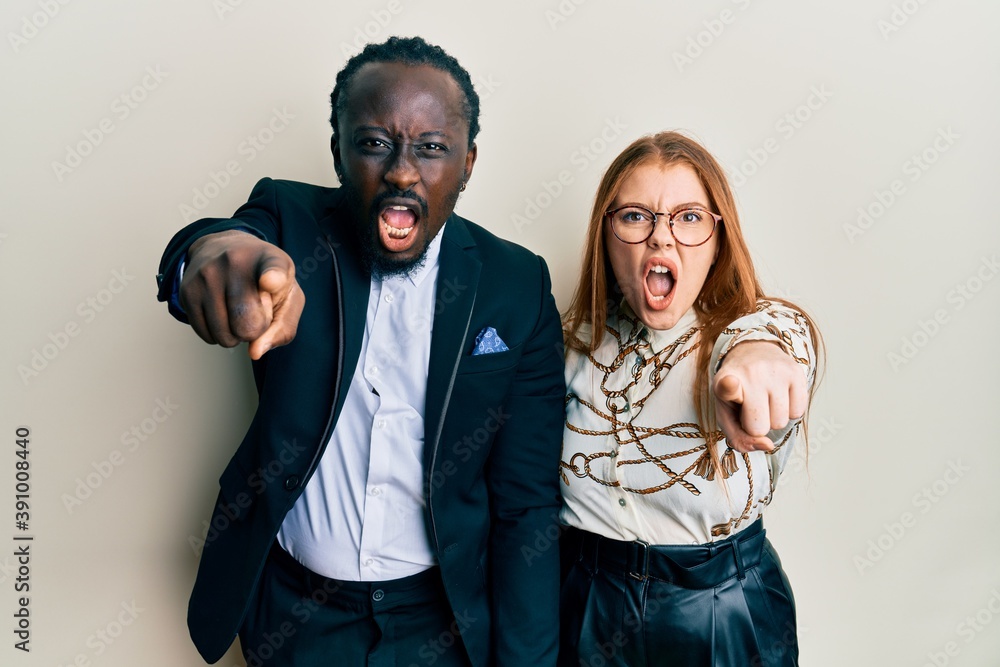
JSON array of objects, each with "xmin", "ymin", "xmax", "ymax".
[
  {"xmin": 424, "ymin": 217, "xmax": 481, "ymax": 470},
  {"xmin": 316, "ymin": 196, "xmax": 369, "ymax": 423},
  {"xmin": 318, "ymin": 203, "xmax": 481, "ymax": 474}
]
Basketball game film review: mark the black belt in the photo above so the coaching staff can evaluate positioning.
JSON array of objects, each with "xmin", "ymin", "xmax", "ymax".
[
  {"xmin": 269, "ymin": 542, "xmax": 445, "ymax": 605},
  {"xmin": 566, "ymin": 519, "xmax": 766, "ymax": 590}
]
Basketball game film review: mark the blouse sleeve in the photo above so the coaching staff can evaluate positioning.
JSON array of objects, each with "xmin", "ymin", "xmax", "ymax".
[{"xmin": 709, "ymin": 300, "xmax": 818, "ymax": 474}]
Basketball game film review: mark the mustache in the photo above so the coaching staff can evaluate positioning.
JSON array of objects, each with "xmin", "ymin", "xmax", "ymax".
[{"xmin": 371, "ymin": 189, "xmax": 429, "ymax": 219}]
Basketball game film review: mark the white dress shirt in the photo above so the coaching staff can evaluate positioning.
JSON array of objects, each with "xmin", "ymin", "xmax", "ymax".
[
  {"xmin": 277, "ymin": 229, "xmax": 445, "ymax": 581},
  {"xmin": 559, "ymin": 300, "xmax": 815, "ymax": 545}
]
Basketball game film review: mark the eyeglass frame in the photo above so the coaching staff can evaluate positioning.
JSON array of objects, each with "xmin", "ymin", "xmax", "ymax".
[{"xmin": 604, "ymin": 204, "xmax": 723, "ymax": 247}]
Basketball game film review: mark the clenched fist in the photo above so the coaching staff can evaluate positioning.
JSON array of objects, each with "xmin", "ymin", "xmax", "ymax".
[
  {"xmin": 713, "ymin": 341, "xmax": 808, "ymax": 453},
  {"xmin": 179, "ymin": 230, "xmax": 305, "ymax": 360}
]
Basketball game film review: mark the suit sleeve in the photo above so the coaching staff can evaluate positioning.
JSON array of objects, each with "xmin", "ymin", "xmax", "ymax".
[
  {"xmin": 155, "ymin": 177, "xmax": 282, "ymax": 323},
  {"xmin": 486, "ymin": 255, "xmax": 566, "ymax": 667}
]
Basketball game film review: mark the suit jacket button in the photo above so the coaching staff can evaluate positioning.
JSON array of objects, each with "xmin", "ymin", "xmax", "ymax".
[{"xmin": 283, "ymin": 475, "xmax": 300, "ymax": 491}]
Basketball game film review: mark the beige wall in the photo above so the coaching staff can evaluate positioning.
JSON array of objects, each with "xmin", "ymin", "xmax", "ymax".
[{"xmin": 3, "ymin": 0, "xmax": 998, "ymax": 665}]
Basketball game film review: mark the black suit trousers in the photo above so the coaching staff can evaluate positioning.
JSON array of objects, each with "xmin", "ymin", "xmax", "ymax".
[{"xmin": 239, "ymin": 544, "xmax": 473, "ymax": 667}]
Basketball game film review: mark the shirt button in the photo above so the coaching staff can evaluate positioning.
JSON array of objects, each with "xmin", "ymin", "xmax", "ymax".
[
  {"xmin": 370, "ymin": 366, "xmax": 379, "ymax": 375},
  {"xmin": 384, "ymin": 293, "xmax": 394, "ymax": 303},
  {"xmin": 376, "ymin": 419, "xmax": 387, "ymax": 429},
  {"xmin": 370, "ymin": 487, "xmax": 381, "ymax": 496},
  {"xmin": 372, "ymin": 589, "xmax": 385, "ymax": 602},
  {"xmin": 618, "ymin": 498, "xmax": 626, "ymax": 507},
  {"xmin": 364, "ymin": 558, "xmax": 374, "ymax": 567}
]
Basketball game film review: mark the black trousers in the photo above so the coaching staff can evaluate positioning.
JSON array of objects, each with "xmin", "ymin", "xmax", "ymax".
[
  {"xmin": 238, "ymin": 544, "xmax": 473, "ymax": 667},
  {"xmin": 559, "ymin": 520, "xmax": 798, "ymax": 667}
]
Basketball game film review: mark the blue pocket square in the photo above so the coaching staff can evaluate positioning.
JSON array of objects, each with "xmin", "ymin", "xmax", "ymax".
[{"xmin": 472, "ymin": 327, "xmax": 509, "ymax": 355}]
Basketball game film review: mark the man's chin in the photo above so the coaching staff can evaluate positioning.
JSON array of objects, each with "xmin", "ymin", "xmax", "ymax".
[{"xmin": 362, "ymin": 235, "xmax": 428, "ymax": 279}]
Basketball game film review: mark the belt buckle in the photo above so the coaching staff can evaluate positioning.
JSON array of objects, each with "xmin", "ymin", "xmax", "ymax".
[{"xmin": 629, "ymin": 540, "xmax": 649, "ymax": 581}]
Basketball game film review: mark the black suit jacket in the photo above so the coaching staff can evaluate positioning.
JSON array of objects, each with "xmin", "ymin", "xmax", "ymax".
[{"xmin": 156, "ymin": 178, "xmax": 566, "ymax": 666}]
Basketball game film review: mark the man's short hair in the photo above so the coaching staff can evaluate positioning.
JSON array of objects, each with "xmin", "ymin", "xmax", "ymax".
[{"xmin": 330, "ymin": 36, "xmax": 481, "ymax": 147}]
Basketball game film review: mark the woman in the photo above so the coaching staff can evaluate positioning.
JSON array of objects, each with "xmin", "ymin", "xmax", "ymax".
[{"xmin": 559, "ymin": 131, "xmax": 822, "ymax": 666}]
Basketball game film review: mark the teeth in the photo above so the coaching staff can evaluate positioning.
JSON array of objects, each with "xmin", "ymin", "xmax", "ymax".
[
  {"xmin": 650, "ymin": 295, "xmax": 665, "ymax": 301},
  {"xmin": 390, "ymin": 205, "xmax": 409, "ymax": 211},
  {"xmin": 650, "ymin": 265, "xmax": 671, "ymax": 274},
  {"xmin": 383, "ymin": 221, "xmax": 414, "ymax": 239}
]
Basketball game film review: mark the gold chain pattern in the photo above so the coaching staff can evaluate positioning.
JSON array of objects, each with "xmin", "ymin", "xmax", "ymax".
[{"xmin": 560, "ymin": 303, "xmax": 810, "ymax": 537}]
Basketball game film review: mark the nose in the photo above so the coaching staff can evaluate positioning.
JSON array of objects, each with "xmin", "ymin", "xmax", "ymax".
[
  {"xmin": 384, "ymin": 148, "xmax": 420, "ymax": 191},
  {"xmin": 646, "ymin": 215, "xmax": 674, "ymax": 249}
]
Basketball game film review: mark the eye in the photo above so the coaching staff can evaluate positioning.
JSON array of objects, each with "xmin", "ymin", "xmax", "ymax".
[
  {"xmin": 417, "ymin": 142, "xmax": 449, "ymax": 156},
  {"xmin": 676, "ymin": 209, "xmax": 707, "ymax": 225},
  {"xmin": 358, "ymin": 138, "xmax": 391, "ymax": 152},
  {"xmin": 618, "ymin": 207, "xmax": 654, "ymax": 224}
]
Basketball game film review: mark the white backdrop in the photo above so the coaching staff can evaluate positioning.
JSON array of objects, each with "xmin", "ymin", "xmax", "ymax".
[{"xmin": 3, "ymin": 1, "xmax": 998, "ymax": 665}]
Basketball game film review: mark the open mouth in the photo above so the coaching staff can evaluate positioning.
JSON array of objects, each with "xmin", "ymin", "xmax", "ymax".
[
  {"xmin": 377, "ymin": 200, "xmax": 421, "ymax": 252},
  {"xmin": 643, "ymin": 260, "xmax": 676, "ymax": 310},
  {"xmin": 382, "ymin": 205, "xmax": 415, "ymax": 238}
]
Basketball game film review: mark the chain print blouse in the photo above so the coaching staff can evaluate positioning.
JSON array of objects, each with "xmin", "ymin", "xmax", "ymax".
[{"xmin": 559, "ymin": 300, "xmax": 816, "ymax": 545}]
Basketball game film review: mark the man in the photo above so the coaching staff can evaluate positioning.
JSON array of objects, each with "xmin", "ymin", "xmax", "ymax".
[
  {"xmin": 157, "ymin": 36, "xmax": 808, "ymax": 667},
  {"xmin": 159, "ymin": 36, "xmax": 564, "ymax": 666}
]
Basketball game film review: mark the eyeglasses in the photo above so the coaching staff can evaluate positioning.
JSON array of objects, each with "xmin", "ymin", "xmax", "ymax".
[{"xmin": 605, "ymin": 205, "xmax": 722, "ymax": 246}]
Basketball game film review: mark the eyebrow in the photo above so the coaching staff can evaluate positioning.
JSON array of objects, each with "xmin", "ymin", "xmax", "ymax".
[
  {"xmin": 353, "ymin": 126, "xmax": 450, "ymax": 140},
  {"xmin": 616, "ymin": 200, "xmax": 712, "ymax": 212}
]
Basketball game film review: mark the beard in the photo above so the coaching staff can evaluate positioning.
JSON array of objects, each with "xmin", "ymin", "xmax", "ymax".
[{"xmin": 339, "ymin": 173, "xmax": 461, "ymax": 280}]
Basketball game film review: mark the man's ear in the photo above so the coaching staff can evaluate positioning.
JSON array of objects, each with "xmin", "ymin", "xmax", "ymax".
[
  {"xmin": 462, "ymin": 142, "xmax": 478, "ymax": 185},
  {"xmin": 331, "ymin": 135, "xmax": 342, "ymax": 181}
]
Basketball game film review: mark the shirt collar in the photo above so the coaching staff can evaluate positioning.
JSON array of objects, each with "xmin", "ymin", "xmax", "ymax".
[{"xmin": 615, "ymin": 300, "xmax": 700, "ymax": 352}]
